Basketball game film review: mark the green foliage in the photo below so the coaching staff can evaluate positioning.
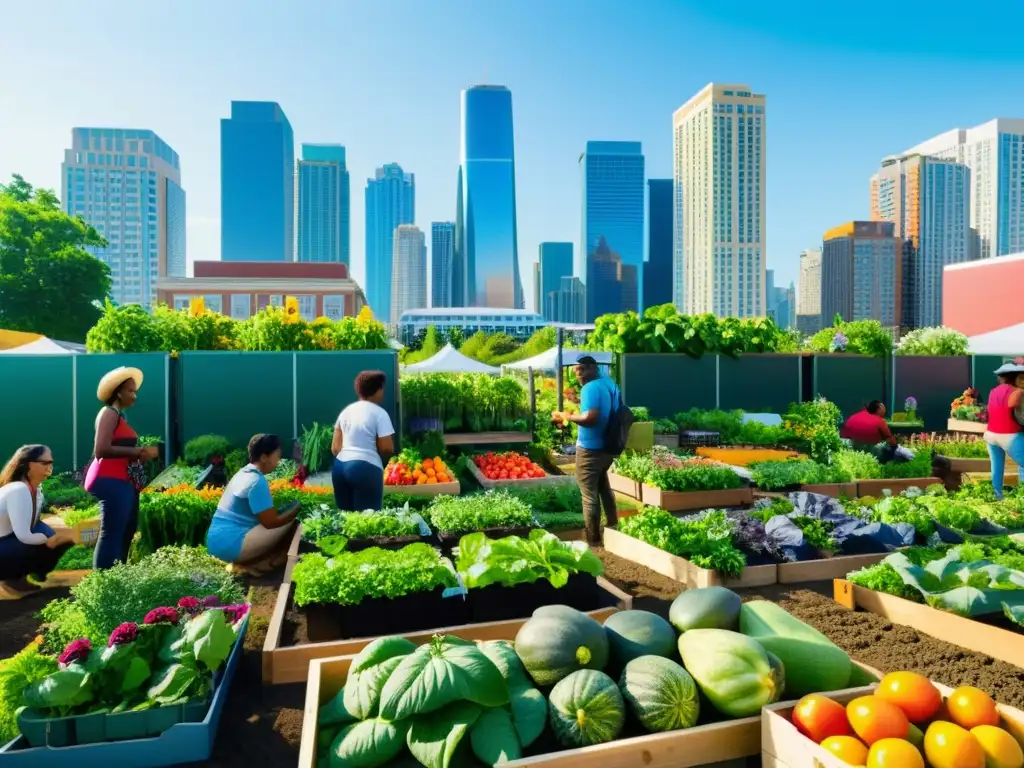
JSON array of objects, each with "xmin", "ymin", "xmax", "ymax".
[
  {"xmin": 806, "ymin": 317, "xmax": 893, "ymax": 357},
  {"xmin": 400, "ymin": 373, "xmax": 530, "ymax": 433},
  {"xmin": 299, "ymin": 422, "xmax": 334, "ymax": 472},
  {"xmin": 618, "ymin": 508, "xmax": 746, "ymax": 576},
  {"xmin": 832, "ymin": 449, "xmax": 883, "ymax": 480},
  {"xmin": 455, "ymin": 530, "xmax": 603, "ymax": 589},
  {"xmin": 895, "ymin": 326, "xmax": 969, "ymax": 356},
  {"xmin": 54, "ymin": 545, "xmax": 94, "ymax": 571},
  {"xmin": 86, "ymin": 301, "xmax": 164, "ymax": 353},
  {"xmin": 426, "ymin": 490, "xmax": 536, "ymax": 533},
  {"xmin": 138, "ymin": 490, "xmax": 218, "ymax": 553},
  {"xmin": 224, "ymin": 448, "xmax": 248, "ymax": 479},
  {"xmin": 672, "ymin": 408, "xmax": 790, "ymax": 446},
  {"xmin": 402, "ymin": 324, "xmax": 444, "ymax": 364},
  {"xmin": 613, "ymin": 448, "xmax": 744, "ymax": 492},
  {"xmin": 341, "ymin": 510, "xmax": 421, "ymax": 539},
  {"xmin": 880, "ymin": 448, "xmax": 934, "ymax": 479},
  {"xmin": 42, "ymin": 472, "xmax": 94, "ymax": 510},
  {"xmin": 748, "ymin": 459, "xmax": 837, "ymax": 489},
  {"xmin": 783, "ymin": 398, "xmax": 844, "ymax": 463},
  {"xmin": 183, "ymin": 434, "xmax": 232, "ymax": 466},
  {"xmin": 0, "ymin": 642, "xmax": 59, "ymax": 743}
]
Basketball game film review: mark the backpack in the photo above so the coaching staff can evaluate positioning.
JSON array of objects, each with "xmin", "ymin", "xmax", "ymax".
[{"xmin": 603, "ymin": 385, "xmax": 636, "ymax": 456}]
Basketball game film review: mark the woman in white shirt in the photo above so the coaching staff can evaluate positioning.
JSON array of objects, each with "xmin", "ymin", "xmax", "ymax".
[
  {"xmin": 330, "ymin": 371, "xmax": 396, "ymax": 511},
  {"xmin": 0, "ymin": 445, "xmax": 74, "ymax": 599}
]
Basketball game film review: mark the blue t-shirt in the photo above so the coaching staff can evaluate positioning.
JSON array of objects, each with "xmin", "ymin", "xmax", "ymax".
[
  {"xmin": 577, "ymin": 377, "xmax": 619, "ymax": 450},
  {"xmin": 206, "ymin": 465, "xmax": 274, "ymax": 562}
]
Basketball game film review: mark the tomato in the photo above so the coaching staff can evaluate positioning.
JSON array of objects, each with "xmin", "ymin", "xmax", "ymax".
[
  {"xmin": 847, "ymin": 696, "xmax": 910, "ymax": 746},
  {"xmin": 875, "ymin": 672, "xmax": 942, "ymax": 723},
  {"xmin": 792, "ymin": 694, "xmax": 851, "ymax": 743},
  {"xmin": 820, "ymin": 735, "xmax": 869, "ymax": 765},
  {"xmin": 924, "ymin": 721, "xmax": 985, "ymax": 768},
  {"xmin": 866, "ymin": 738, "xmax": 924, "ymax": 768},
  {"xmin": 970, "ymin": 725, "xmax": 1024, "ymax": 768},
  {"xmin": 947, "ymin": 687, "xmax": 1001, "ymax": 730}
]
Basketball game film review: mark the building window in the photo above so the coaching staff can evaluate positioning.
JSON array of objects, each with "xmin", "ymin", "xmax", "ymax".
[
  {"xmin": 230, "ymin": 294, "xmax": 251, "ymax": 320},
  {"xmin": 204, "ymin": 295, "xmax": 223, "ymax": 314},
  {"xmin": 296, "ymin": 295, "xmax": 316, "ymax": 321},
  {"xmin": 323, "ymin": 295, "xmax": 344, "ymax": 320}
]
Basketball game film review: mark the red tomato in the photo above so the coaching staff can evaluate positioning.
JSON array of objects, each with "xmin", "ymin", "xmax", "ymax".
[{"xmin": 792, "ymin": 694, "xmax": 852, "ymax": 743}]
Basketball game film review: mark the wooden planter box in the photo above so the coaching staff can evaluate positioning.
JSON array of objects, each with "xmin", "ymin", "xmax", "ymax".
[
  {"xmin": 603, "ymin": 528, "xmax": 776, "ymax": 589},
  {"xmin": 775, "ymin": 553, "xmax": 888, "ymax": 585},
  {"xmin": 263, "ymin": 578, "xmax": 632, "ymax": 684},
  {"xmin": 443, "ymin": 431, "xmax": 533, "ymax": 446},
  {"xmin": 383, "ymin": 478, "xmax": 460, "ymax": 497},
  {"xmin": 947, "ymin": 456, "xmax": 1018, "ymax": 473},
  {"xmin": 948, "ymin": 418, "xmax": 987, "ymax": 434},
  {"xmin": 608, "ymin": 472, "xmax": 642, "ymax": 500},
  {"xmin": 798, "ymin": 482, "xmax": 858, "ymax": 498},
  {"xmin": 283, "ymin": 520, "xmax": 435, "ymax": 583},
  {"xmin": 855, "ymin": 477, "xmax": 941, "ymax": 496},
  {"xmin": 467, "ymin": 460, "xmax": 574, "ymax": 490},
  {"xmin": 640, "ymin": 485, "xmax": 753, "ymax": 512},
  {"xmin": 834, "ymin": 578, "xmax": 1024, "ymax": 668}
]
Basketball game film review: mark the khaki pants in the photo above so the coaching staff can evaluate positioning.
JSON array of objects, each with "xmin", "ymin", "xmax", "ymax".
[{"xmin": 575, "ymin": 447, "xmax": 618, "ymax": 545}]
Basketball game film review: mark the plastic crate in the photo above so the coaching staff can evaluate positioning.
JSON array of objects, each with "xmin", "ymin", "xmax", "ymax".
[
  {"xmin": 679, "ymin": 430, "xmax": 721, "ymax": 448},
  {"xmin": 71, "ymin": 517, "xmax": 101, "ymax": 547}
]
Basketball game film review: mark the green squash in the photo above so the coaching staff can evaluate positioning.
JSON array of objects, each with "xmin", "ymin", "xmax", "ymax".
[
  {"xmin": 548, "ymin": 670, "xmax": 625, "ymax": 747},
  {"xmin": 677, "ymin": 628, "xmax": 781, "ymax": 718},
  {"xmin": 603, "ymin": 610, "xmax": 676, "ymax": 666},
  {"xmin": 619, "ymin": 655, "xmax": 699, "ymax": 733},
  {"xmin": 668, "ymin": 586, "xmax": 741, "ymax": 633},
  {"xmin": 515, "ymin": 606, "xmax": 609, "ymax": 687}
]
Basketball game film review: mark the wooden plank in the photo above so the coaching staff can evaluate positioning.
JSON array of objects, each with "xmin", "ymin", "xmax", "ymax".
[
  {"xmin": 283, "ymin": 524, "xmax": 302, "ymax": 584},
  {"xmin": 798, "ymin": 482, "xmax": 858, "ymax": 498},
  {"xmin": 466, "ymin": 459, "xmax": 574, "ymax": 490},
  {"xmin": 776, "ymin": 553, "xmax": 887, "ymax": 585},
  {"xmin": 640, "ymin": 485, "xmax": 753, "ymax": 512},
  {"xmin": 948, "ymin": 457, "xmax": 1018, "ymax": 473},
  {"xmin": 607, "ymin": 472, "xmax": 641, "ymax": 500},
  {"xmin": 855, "ymin": 477, "xmax": 941, "ymax": 496},
  {"xmin": 384, "ymin": 479, "xmax": 461, "ymax": 497},
  {"xmin": 261, "ymin": 582, "xmax": 292, "ymax": 683},
  {"xmin": 443, "ymin": 431, "xmax": 533, "ymax": 446},
  {"xmin": 948, "ymin": 418, "xmax": 987, "ymax": 434},
  {"xmin": 833, "ymin": 578, "xmax": 1024, "ymax": 668}
]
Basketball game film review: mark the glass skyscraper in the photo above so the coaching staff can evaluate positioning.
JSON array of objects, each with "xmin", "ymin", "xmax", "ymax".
[
  {"xmin": 644, "ymin": 179, "xmax": 673, "ymax": 309},
  {"xmin": 61, "ymin": 128, "xmax": 185, "ymax": 307},
  {"xmin": 538, "ymin": 242, "xmax": 572, "ymax": 320},
  {"xmin": 579, "ymin": 141, "xmax": 645, "ymax": 320},
  {"xmin": 297, "ymin": 144, "xmax": 350, "ymax": 265},
  {"xmin": 365, "ymin": 164, "xmax": 415, "ymax": 321},
  {"xmin": 431, "ymin": 222, "xmax": 455, "ymax": 308},
  {"xmin": 391, "ymin": 225, "xmax": 427, "ymax": 324},
  {"xmin": 220, "ymin": 101, "xmax": 294, "ymax": 262},
  {"xmin": 455, "ymin": 85, "xmax": 522, "ymax": 309}
]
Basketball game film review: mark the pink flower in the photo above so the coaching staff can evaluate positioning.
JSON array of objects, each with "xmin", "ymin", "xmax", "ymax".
[
  {"xmin": 108, "ymin": 622, "xmax": 139, "ymax": 647},
  {"xmin": 143, "ymin": 607, "xmax": 180, "ymax": 626},
  {"xmin": 222, "ymin": 604, "xmax": 250, "ymax": 625},
  {"xmin": 201, "ymin": 595, "xmax": 220, "ymax": 608},
  {"xmin": 177, "ymin": 596, "xmax": 201, "ymax": 613},
  {"xmin": 58, "ymin": 638, "xmax": 91, "ymax": 667}
]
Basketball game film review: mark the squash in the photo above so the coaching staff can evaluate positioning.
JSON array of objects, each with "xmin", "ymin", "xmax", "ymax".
[
  {"xmin": 548, "ymin": 670, "xmax": 625, "ymax": 747},
  {"xmin": 738, "ymin": 601, "xmax": 852, "ymax": 697},
  {"xmin": 669, "ymin": 586, "xmax": 741, "ymax": 633},
  {"xmin": 515, "ymin": 606, "xmax": 609, "ymax": 687},
  {"xmin": 677, "ymin": 628, "xmax": 782, "ymax": 717},
  {"xmin": 603, "ymin": 610, "xmax": 676, "ymax": 666},
  {"xmin": 619, "ymin": 655, "xmax": 699, "ymax": 733}
]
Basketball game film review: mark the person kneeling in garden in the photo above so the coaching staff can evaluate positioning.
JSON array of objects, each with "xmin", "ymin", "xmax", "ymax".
[
  {"xmin": 206, "ymin": 433, "xmax": 299, "ymax": 576},
  {"xmin": 840, "ymin": 400, "xmax": 913, "ymax": 464}
]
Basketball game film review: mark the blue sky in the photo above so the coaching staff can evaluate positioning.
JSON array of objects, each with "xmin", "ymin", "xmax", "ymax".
[{"xmin": 2, "ymin": 0, "xmax": 1023, "ymax": 310}]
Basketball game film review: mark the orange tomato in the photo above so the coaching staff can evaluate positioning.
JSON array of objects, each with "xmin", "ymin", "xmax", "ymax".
[
  {"xmin": 876, "ymin": 672, "xmax": 942, "ymax": 723},
  {"xmin": 924, "ymin": 721, "xmax": 985, "ymax": 768},
  {"xmin": 970, "ymin": 725, "xmax": 1024, "ymax": 768},
  {"xmin": 947, "ymin": 687, "xmax": 1001, "ymax": 730},
  {"xmin": 793, "ymin": 695, "xmax": 852, "ymax": 743},
  {"xmin": 867, "ymin": 738, "xmax": 924, "ymax": 768},
  {"xmin": 416, "ymin": 476, "xmax": 427, "ymax": 485},
  {"xmin": 820, "ymin": 735, "xmax": 869, "ymax": 765},
  {"xmin": 422, "ymin": 458, "xmax": 434, "ymax": 469},
  {"xmin": 426, "ymin": 476, "xmax": 437, "ymax": 484},
  {"xmin": 847, "ymin": 696, "xmax": 910, "ymax": 746}
]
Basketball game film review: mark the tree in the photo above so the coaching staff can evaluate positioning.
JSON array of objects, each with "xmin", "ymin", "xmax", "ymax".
[{"xmin": 0, "ymin": 174, "xmax": 111, "ymax": 341}]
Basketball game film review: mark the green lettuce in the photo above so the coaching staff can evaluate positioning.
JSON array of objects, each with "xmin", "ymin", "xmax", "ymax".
[{"xmin": 455, "ymin": 530, "xmax": 603, "ymax": 589}]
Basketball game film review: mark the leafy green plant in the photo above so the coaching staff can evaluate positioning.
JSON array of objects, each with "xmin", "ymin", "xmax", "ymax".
[
  {"xmin": 832, "ymin": 450, "xmax": 882, "ymax": 481},
  {"xmin": 54, "ymin": 545, "xmax": 94, "ymax": 571},
  {"xmin": 427, "ymin": 490, "xmax": 535, "ymax": 533},
  {"xmin": 138, "ymin": 490, "xmax": 218, "ymax": 553},
  {"xmin": 806, "ymin": 316, "xmax": 893, "ymax": 357},
  {"xmin": 0, "ymin": 642, "xmax": 58, "ymax": 742},
  {"xmin": 300, "ymin": 422, "xmax": 334, "ymax": 472},
  {"xmin": 907, "ymin": 433, "xmax": 989, "ymax": 458},
  {"xmin": 400, "ymin": 373, "xmax": 530, "ymax": 434},
  {"xmin": 895, "ymin": 327, "xmax": 969, "ymax": 357},
  {"xmin": 342, "ymin": 509, "xmax": 421, "ymax": 539},
  {"xmin": 456, "ymin": 530, "xmax": 603, "ymax": 589},
  {"xmin": 613, "ymin": 448, "xmax": 742, "ymax": 492},
  {"xmin": 783, "ymin": 398, "xmax": 843, "ymax": 464},
  {"xmin": 618, "ymin": 508, "xmax": 747, "ymax": 576},
  {"xmin": 880, "ymin": 449, "xmax": 933, "ymax": 479},
  {"xmin": 674, "ymin": 408, "xmax": 744, "ymax": 440},
  {"xmin": 224, "ymin": 448, "xmax": 248, "ymax": 479},
  {"xmin": 629, "ymin": 407, "xmax": 650, "ymax": 421},
  {"xmin": 42, "ymin": 473, "xmax": 93, "ymax": 510},
  {"xmin": 54, "ymin": 504, "xmax": 100, "ymax": 528},
  {"xmin": 654, "ymin": 419, "xmax": 678, "ymax": 435},
  {"xmin": 748, "ymin": 459, "xmax": 835, "ymax": 490},
  {"xmin": 183, "ymin": 434, "xmax": 232, "ymax": 466}
]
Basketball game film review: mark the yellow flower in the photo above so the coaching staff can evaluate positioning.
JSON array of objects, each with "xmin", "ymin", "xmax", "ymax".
[
  {"xmin": 357, "ymin": 305, "xmax": 374, "ymax": 323},
  {"xmin": 170, "ymin": 350, "xmax": 180, "ymax": 359},
  {"xmin": 284, "ymin": 296, "xmax": 300, "ymax": 324},
  {"xmin": 188, "ymin": 297, "xmax": 206, "ymax": 318}
]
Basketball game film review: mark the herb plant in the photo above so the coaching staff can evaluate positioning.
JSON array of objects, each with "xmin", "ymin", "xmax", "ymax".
[
  {"xmin": 183, "ymin": 434, "xmax": 232, "ymax": 466},
  {"xmin": 613, "ymin": 448, "xmax": 743, "ymax": 492},
  {"xmin": 342, "ymin": 509, "xmax": 421, "ymax": 539},
  {"xmin": 748, "ymin": 459, "xmax": 835, "ymax": 490},
  {"xmin": 618, "ymin": 508, "xmax": 747, "ymax": 576},
  {"xmin": 427, "ymin": 491, "xmax": 535, "ymax": 533},
  {"xmin": 54, "ymin": 545, "xmax": 94, "ymax": 572},
  {"xmin": 0, "ymin": 642, "xmax": 58, "ymax": 743},
  {"xmin": 300, "ymin": 422, "xmax": 334, "ymax": 472}
]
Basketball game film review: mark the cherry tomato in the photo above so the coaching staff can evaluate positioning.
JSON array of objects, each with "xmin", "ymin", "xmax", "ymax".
[
  {"xmin": 792, "ymin": 694, "xmax": 852, "ymax": 743},
  {"xmin": 876, "ymin": 672, "xmax": 942, "ymax": 723},
  {"xmin": 924, "ymin": 721, "xmax": 985, "ymax": 768},
  {"xmin": 947, "ymin": 687, "xmax": 1001, "ymax": 730},
  {"xmin": 847, "ymin": 695, "xmax": 910, "ymax": 746}
]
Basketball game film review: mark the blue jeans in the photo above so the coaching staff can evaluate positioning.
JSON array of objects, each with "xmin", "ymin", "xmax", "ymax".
[
  {"xmin": 0, "ymin": 522, "xmax": 69, "ymax": 580},
  {"xmin": 331, "ymin": 459, "xmax": 384, "ymax": 512},
  {"xmin": 89, "ymin": 477, "xmax": 139, "ymax": 568},
  {"xmin": 985, "ymin": 432, "xmax": 1024, "ymax": 500}
]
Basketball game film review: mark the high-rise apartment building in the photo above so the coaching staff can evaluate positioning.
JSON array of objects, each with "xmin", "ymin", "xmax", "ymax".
[
  {"xmin": 555, "ymin": 276, "xmax": 586, "ymax": 324},
  {"xmin": 821, "ymin": 221, "xmax": 902, "ymax": 329},
  {"xmin": 297, "ymin": 144, "xmax": 350, "ymax": 265},
  {"xmin": 870, "ymin": 153, "xmax": 970, "ymax": 329},
  {"xmin": 579, "ymin": 141, "xmax": 645, "ymax": 319},
  {"xmin": 365, "ymin": 164, "xmax": 415, "ymax": 321},
  {"xmin": 644, "ymin": 179, "xmax": 673, "ymax": 310},
  {"xmin": 906, "ymin": 118, "xmax": 1024, "ymax": 261},
  {"xmin": 220, "ymin": 101, "xmax": 294, "ymax": 262},
  {"xmin": 431, "ymin": 222, "xmax": 455, "ymax": 308},
  {"xmin": 796, "ymin": 248, "xmax": 822, "ymax": 333},
  {"xmin": 673, "ymin": 84, "xmax": 766, "ymax": 318},
  {"xmin": 538, "ymin": 242, "xmax": 573, "ymax": 321},
  {"xmin": 455, "ymin": 85, "xmax": 522, "ymax": 308},
  {"xmin": 391, "ymin": 225, "xmax": 426, "ymax": 324},
  {"xmin": 61, "ymin": 128, "xmax": 185, "ymax": 307}
]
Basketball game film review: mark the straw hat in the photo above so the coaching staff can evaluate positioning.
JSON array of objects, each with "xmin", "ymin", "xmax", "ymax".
[{"xmin": 97, "ymin": 366, "xmax": 144, "ymax": 403}]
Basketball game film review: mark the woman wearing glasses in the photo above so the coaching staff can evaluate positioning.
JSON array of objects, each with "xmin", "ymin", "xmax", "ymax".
[{"xmin": 0, "ymin": 445, "xmax": 74, "ymax": 599}]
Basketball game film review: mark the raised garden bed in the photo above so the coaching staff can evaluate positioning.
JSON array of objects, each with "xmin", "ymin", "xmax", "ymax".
[
  {"xmin": 947, "ymin": 456, "xmax": 1019, "ymax": 473},
  {"xmin": 443, "ymin": 431, "xmax": 533, "ymax": 446},
  {"xmin": 607, "ymin": 471, "xmax": 641, "ymax": 500},
  {"xmin": 854, "ymin": 477, "xmax": 942, "ymax": 496},
  {"xmin": 834, "ymin": 578, "xmax": 1024, "ymax": 668},
  {"xmin": 384, "ymin": 478, "xmax": 460, "ymax": 496},
  {"xmin": 948, "ymin": 417, "xmax": 987, "ymax": 434},
  {"xmin": 283, "ymin": 522, "xmax": 436, "ymax": 583},
  {"xmin": 466, "ymin": 460, "xmax": 574, "ymax": 490},
  {"xmin": 798, "ymin": 482, "xmax": 858, "ymax": 498},
  {"xmin": 775, "ymin": 553, "xmax": 889, "ymax": 585},
  {"xmin": 436, "ymin": 524, "xmax": 537, "ymax": 549},
  {"xmin": 640, "ymin": 484, "xmax": 754, "ymax": 512},
  {"xmin": 695, "ymin": 447, "xmax": 803, "ymax": 466}
]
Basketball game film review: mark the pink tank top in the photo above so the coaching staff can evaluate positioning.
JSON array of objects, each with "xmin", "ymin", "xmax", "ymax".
[{"xmin": 987, "ymin": 384, "xmax": 1021, "ymax": 434}]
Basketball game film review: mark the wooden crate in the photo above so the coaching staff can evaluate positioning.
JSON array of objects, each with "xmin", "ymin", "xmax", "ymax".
[
  {"xmin": 948, "ymin": 418, "xmax": 987, "ymax": 434},
  {"xmin": 443, "ymin": 431, "xmax": 533, "ymax": 446},
  {"xmin": 384, "ymin": 478, "xmax": 460, "ymax": 497},
  {"xmin": 799, "ymin": 482, "xmax": 858, "ymax": 498},
  {"xmin": 640, "ymin": 485, "xmax": 754, "ymax": 512},
  {"xmin": 776, "ymin": 553, "xmax": 888, "ymax": 585},
  {"xmin": 607, "ymin": 472, "xmax": 642, "ymax": 500},
  {"xmin": 466, "ymin": 460, "xmax": 575, "ymax": 490},
  {"xmin": 834, "ymin": 578, "xmax": 1024, "ymax": 668},
  {"xmin": 603, "ymin": 528, "xmax": 776, "ymax": 589},
  {"xmin": 855, "ymin": 477, "xmax": 941, "ymax": 496},
  {"xmin": 263, "ymin": 578, "xmax": 632, "ymax": 684}
]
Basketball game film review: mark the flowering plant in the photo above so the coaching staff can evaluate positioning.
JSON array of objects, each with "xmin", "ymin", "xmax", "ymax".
[
  {"xmin": 950, "ymin": 388, "xmax": 987, "ymax": 422},
  {"xmin": 828, "ymin": 332, "xmax": 848, "ymax": 353},
  {"xmin": 904, "ymin": 397, "xmax": 917, "ymax": 412}
]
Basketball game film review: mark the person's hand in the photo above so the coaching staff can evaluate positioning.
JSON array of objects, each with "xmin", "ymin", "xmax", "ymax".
[
  {"xmin": 139, "ymin": 446, "xmax": 160, "ymax": 462},
  {"xmin": 551, "ymin": 410, "xmax": 567, "ymax": 425},
  {"xmin": 45, "ymin": 533, "xmax": 64, "ymax": 549}
]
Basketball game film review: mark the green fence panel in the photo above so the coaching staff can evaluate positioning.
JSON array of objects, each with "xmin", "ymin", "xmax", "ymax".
[
  {"xmin": 892, "ymin": 356, "xmax": 970, "ymax": 431},
  {"xmin": 972, "ymin": 354, "xmax": 1013, "ymax": 390},
  {"xmin": 719, "ymin": 355, "xmax": 803, "ymax": 413},
  {"xmin": 0, "ymin": 356, "xmax": 74, "ymax": 471},
  {"xmin": 812, "ymin": 355, "xmax": 886, "ymax": 419},
  {"xmin": 74, "ymin": 354, "xmax": 169, "ymax": 469},
  {"xmin": 620, "ymin": 354, "xmax": 717, "ymax": 418},
  {"xmin": 295, "ymin": 351, "xmax": 400, "ymax": 437}
]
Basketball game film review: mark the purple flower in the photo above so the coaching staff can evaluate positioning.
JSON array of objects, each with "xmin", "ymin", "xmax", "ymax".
[
  {"xmin": 108, "ymin": 622, "xmax": 139, "ymax": 647},
  {"xmin": 177, "ymin": 596, "xmax": 201, "ymax": 614},
  {"xmin": 201, "ymin": 595, "xmax": 220, "ymax": 608},
  {"xmin": 222, "ymin": 604, "xmax": 250, "ymax": 625},
  {"xmin": 58, "ymin": 638, "xmax": 91, "ymax": 667},
  {"xmin": 143, "ymin": 606, "xmax": 180, "ymax": 626}
]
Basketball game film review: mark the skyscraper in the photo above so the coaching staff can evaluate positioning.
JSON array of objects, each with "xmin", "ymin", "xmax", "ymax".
[
  {"xmin": 365, "ymin": 164, "xmax": 415, "ymax": 321},
  {"xmin": 391, "ymin": 225, "xmax": 427, "ymax": 324},
  {"xmin": 673, "ymin": 84, "xmax": 766, "ymax": 318},
  {"xmin": 455, "ymin": 85, "xmax": 522, "ymax": 309},
  {"xmin": 61, "ymin": 128, "xmax": 185, "ymax": 307},
  {"xmin": 644, "ymin": 179, "xmax": 673, "ymax": 309},
  {"xmin": 586, "ymin": 237, "xmax": 637, "ymax": 320},
  {"xmin": 538, "ymin": 242, "xmax": 573, "ymax": 321},
  {"xmin": 579, "ymin": 141, "xmax": 645, "ymax": 319},
  {"xmin": 796, "ymin": 248, "xmax": 822, "ymax": 333},
  {"xmin": 821, "ymin": 221, "xmax": 902, "ymax": 329},
  {"xmin": 220, "ymin": 101, "xmax": 294, "ymax": 262},
  {"xmin": 905, "ymin": 118, "xmax": 1024, "ymax": 260},
  {"xmin": 556, "ymin": 276, "xmax": 586, "ymax": 323},
  {"xmin": 431, "ymin": 222, "xmax": 455, "ymax": 308},
  {"xmin": 870, "ymin": 153, "xmax": 971, "ymax": 329},
  {"xmin": 297, "ymin": 144, "xmax": 350, "ymax": 265}
]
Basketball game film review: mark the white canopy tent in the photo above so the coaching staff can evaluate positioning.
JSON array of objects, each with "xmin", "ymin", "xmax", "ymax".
[
  {"xmin": 403, "ymin": 343, "xmax": 501, "ymax": 375},
  {"xmin": 0, "ymin": 337, "xmax": 80, "ymax": 355},
  {"xmin": 502, "ymin": 347, "xmax": 612, "ymax": 372},
  {"xmin": 967, "ymin": 323, "xmax": 1024, "ymax": 356}
]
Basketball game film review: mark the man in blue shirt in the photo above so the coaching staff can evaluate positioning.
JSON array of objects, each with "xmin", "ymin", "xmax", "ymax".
[{"xmin": 552, "ymin": 356, "xmax": 619, "ymax": 545}]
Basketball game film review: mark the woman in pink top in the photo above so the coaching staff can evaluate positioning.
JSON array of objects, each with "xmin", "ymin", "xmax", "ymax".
[{"xmin": 984, "ymin": 362, "xmax": 1024, "ymax": 499}]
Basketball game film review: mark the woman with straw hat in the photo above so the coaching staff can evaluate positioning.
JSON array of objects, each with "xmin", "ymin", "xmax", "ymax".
[
  {"xmin": 984, "ymin": 360, "xmax": 1024, "ymax": 500},
  {"xmin": 84, "ymin": 367, "xmax": 159, "ymax": 568}
]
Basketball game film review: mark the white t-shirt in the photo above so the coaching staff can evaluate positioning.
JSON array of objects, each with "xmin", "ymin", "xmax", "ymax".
[
  {"xmin": 0, "ymin": 482, "xmax": 48, "ymax": 544},
  {"xmin": 336, "ymin": 401, "xmax": 395, "ymax": 469}
]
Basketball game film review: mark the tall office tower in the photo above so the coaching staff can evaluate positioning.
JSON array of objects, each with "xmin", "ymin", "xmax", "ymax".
[
  {"xmin": 365, "ymin": 164, "xmax": 415, "ymax": 320},
  {"xmin": 391, "ymin": 225, "xmax": 426, "ymax": 324},
  {"xmin": 538, "ymin": 242, "xmax": 572, "ymax": 321},
  {"xmin": 455, "ymin": 85, "xmax": 522, "ymax": 308},
  {"xmin": 906, "ymin": 118, "xmax": 1024, "ymax": 261},
  {"xmin": 821, "ymin": 221, "xmax": 902, "ymax": 330},
  {"xmin": 61, "ymin": 128, "xmax": 185, "ymax": 307},
  {"xmin": 220, "ymin": 101, "xmax": 294, "ymax": 262},
  {"xmin": 796, "ymin": 248, "xmax": 822, "ymax": 333},
  {"xmin": 673, "ymin": 84, "xmax": 766, "ymax": 317},
  {"xmin": 644, "ymin": 179, "xmax": 673, "ymax": 309},
  {"xmin": 431, "ymin": 222, "xmax": 455, "ymax": 308},
  {"xmin": 579, "ymin": 141, "xmax": 645, "ymax": 319},
  {"xmin": 533, "ymin": 262, "xmax": 540, "ymax": 312},
  {"xmin": 296, "ymin": 144, "xmax": 350, "ymax": 265},
  {"xmin": 586, "ymin": 237, "xmax": 637, "ymax": 320},
  {"xmin": 556, "ymin": 276, "xmax": 586, "ymax": 323},
  {"xmin": 870, "ymin": 153, "xmax": 970, "ymax": 329}
]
